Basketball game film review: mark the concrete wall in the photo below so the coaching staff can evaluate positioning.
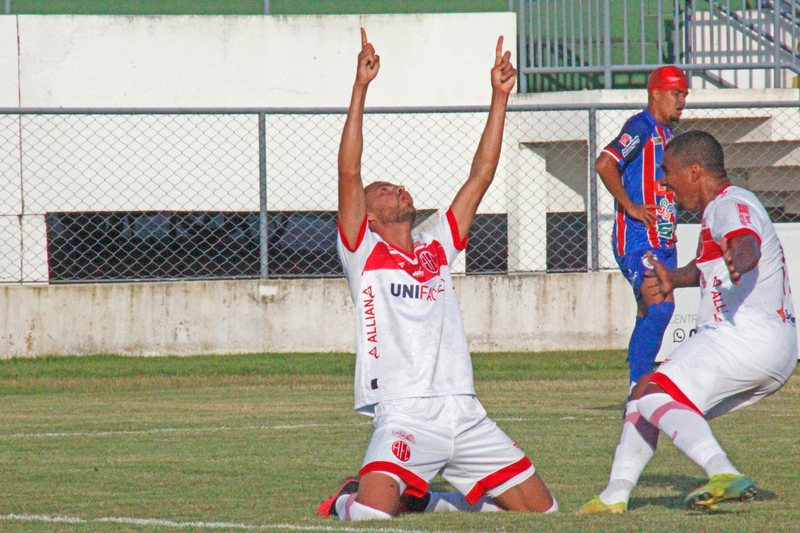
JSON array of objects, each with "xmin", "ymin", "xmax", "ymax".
[
  {"xmin": 3, "ymin": 14, "xmax": 516, "ymax": 107},
  {"xmin": 0, "ymin": 271, "xmax": 636, "ymax": 358}
]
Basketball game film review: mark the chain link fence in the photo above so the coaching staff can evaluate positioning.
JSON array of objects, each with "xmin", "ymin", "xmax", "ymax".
[{"xmin": 0, "ymin": 102, "xmax": 797, "ymax": 283}]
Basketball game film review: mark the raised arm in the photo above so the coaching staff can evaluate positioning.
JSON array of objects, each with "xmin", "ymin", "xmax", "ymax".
[
  {"xmin": 449, "ymin": 36, "xmax": 516, "ymax": 241},
  {"xmin": 338, "ymin": 28, "xmax": 380, "ymax": 247}
]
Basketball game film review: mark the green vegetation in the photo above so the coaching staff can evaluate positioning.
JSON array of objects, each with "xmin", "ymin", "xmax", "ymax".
[
  {"xmin": 7, "ymin": 0, "xmax": 510, "ymax": 15},
  {"xmin": 0, "ymin": 351, "xmax": 797, "ymax": 532}
]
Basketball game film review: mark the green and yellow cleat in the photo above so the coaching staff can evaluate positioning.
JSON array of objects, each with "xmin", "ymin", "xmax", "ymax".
[
  {"xmin": 685, "ymin": 474, "xmax": 756, "ymax": 511},
  {"xmin": 576, "ymin": 495, "xmax": 627, "ymax": 515}
]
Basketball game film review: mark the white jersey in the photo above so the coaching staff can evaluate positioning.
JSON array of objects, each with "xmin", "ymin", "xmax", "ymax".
[
  {"xmin": 694, "ymin": 185, "xmax": 796, "ymax": 376},
  {"xmin": 337, "ymin": 209, "xmax": 475, "ymax": 414}
]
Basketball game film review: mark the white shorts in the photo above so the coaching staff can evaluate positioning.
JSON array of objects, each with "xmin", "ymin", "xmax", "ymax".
[
  {"xmin": 652, "ymin": 321, "xmax": 797, "ymax": 419},
  {"xmin": 360, "ymin": 395, "xmax": 534, "ymax": 505}
]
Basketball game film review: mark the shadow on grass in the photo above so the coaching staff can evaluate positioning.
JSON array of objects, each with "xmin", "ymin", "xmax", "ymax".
[{"xmin": 631, "ymin": 473, "xmax": 777, "ymax": 511}]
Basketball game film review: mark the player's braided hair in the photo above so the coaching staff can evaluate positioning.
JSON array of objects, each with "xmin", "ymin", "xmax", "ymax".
[{"xmin": 665, "ymin": 130, "xmax": 727, "ymax": 179}]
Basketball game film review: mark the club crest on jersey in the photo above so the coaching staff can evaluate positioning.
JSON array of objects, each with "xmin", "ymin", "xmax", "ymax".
[
  {"xmin": 641, "ymin": 255, "xmax": 654, "ymax": 270},
  {"xmin": 419, "ymin": 251, "xmax": 438, "ymax": 273},
  {"xmin": 391, "ymin": 440, "xmax": 411, "ymax": 462}
]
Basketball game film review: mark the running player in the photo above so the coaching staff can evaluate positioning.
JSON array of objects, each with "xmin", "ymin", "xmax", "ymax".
[
  {"xmin": 597, "ymin": 65, "xmax": 688, "ymax": 398},
  {"xmin": 579, "ymin": 130, "xmax": 797, "ymax": 514},
  {"xmin": 316, "ymin": 29, "xmax": 557, "ymax": 521}
]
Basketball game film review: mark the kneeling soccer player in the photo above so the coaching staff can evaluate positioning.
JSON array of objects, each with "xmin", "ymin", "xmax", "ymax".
[
  {"xmin": 317, "ymin": 29, "xmax": 557, "ymax": 521},
  {"xmin": 579, "ymin": 130, "xmax": 796, "ymax": 514}
]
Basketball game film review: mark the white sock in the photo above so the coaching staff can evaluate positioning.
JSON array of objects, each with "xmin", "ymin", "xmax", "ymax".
[
  {"xmin": 598, "ymin": 399, "xmax": 659, "ymax": 505},
  {"xmin": 544, "ymin": 498, "xmax": 559, "ymax": 513},
  {"xmin": 425, "ymin": 492, "xmax": 501, "ymax": 513},
  {"xmin": 638, "ymin": 393, "xmax": 740, "ymax": 478},
  {"xmin": 335, "ymin": 494, "xmax": 392, "ymax": 521}
]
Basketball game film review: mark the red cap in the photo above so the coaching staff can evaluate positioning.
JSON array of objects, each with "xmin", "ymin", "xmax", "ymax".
[{"xmin": 647, "ymin": 65, "xmax": 688, "ymax": 92}]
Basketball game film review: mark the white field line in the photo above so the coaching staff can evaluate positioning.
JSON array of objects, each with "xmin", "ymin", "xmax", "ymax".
[
  {"xmin": 1, "ymin": 412, "xmax": 793, "ymax": 440},
  {"xmin": 0, "ymin": 513, "xmax": 499, "ymax": 533},
  {"xmin": 0, "ymin": 417, "xmax": 603, "ymax": 440},
  {"xmin": 0, "ymin": 422, "xmax": 370, "ymax": 439}
]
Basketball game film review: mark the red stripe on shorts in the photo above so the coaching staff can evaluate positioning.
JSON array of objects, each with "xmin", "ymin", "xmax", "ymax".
[
  {"xmin": 649, "ymin": 373, "xmax": 703, "ymax": 415},
  {"xmin": 464, "ymin": 456, "xmax": 533, "ymax": 505},
  {"xmin": 359, "ymin": 461, "xmax": 429, "ymax": 498}
]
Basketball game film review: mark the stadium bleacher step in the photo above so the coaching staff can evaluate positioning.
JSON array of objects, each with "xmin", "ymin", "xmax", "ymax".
[{"xmin": 674, "ymin": 116, "xmax": 772, "ymax": 143}]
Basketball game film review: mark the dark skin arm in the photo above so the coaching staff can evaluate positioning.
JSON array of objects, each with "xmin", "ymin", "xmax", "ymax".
[
  {"xmin": 720, "ymin": 233, "xmax": 761, "ymax": 285},
  {"xmin": 338, "ymin": 28, "xmax": 380, "ymax": 248},
  {"xmin": 645, "ymin": 251, "xmax": 700, "ymax": 298},
  {"xmin": 645, "ymin": 233, "xmax": 761, "ymax": 299},
  {"xmin": 596, "ymin": 152, "xmax": 659, "ymax": 229}
]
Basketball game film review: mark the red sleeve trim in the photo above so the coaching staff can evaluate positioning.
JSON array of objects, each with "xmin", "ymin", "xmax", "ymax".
[
  {"xmin": 359, "ymin": 461, "xmax": 429, "ymax": 498},
  {"xmin": 724, "ymin": 227, "xmax": 761, "ymax": 248},
  {"xmin": 717, "ymin": 184, "xmax": 733, "ymax": 197},
  {"xmin": 446, "ymin": 208, "xmax": 468, "ymax": 251},
  {"xmin": 337, "ymin": 216, "xmax": 368, "ymax": 253},
  {"xmin": 649, "ymin": 373, "xmax": 703, "ymax": 415},
  {"xmin": 464, "ymin": 456, "xmax": 533, "ymax": 505},
  {"xmin": 602, "ymin": 147, "xmax": 622, "ymax": 163}
]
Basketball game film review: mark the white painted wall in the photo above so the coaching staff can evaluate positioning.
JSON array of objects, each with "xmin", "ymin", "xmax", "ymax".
[
  {"xmin": 10, "ymin": 14, "xmax": 515, "ymax": 107},
  {"xmin": 0, "ymin": 17, "xmax": 19, "ymax": 107}
]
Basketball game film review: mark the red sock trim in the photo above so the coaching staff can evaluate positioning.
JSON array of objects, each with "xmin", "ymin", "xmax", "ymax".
[
  {"xmin": 649, "ymin": 400, "xmax": 698, "ymax": 427},
  {"xmin": 359, "ymin": 461, "xmax": 429, "ymax": 498},
  {"xmin": 464, "ymin": 457, "xmax": 533, "ymax": 505},
  {"xmin": 649, "ymin": 373, "xmax": 703, "ymax": 415}
]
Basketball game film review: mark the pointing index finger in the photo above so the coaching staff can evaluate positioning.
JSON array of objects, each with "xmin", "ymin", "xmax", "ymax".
[
  {"xmin": 496, "ymin": 36, "xmax": 504, "ymax": 63},
  {"xmin": 361, "ymin": 27, "xmax": 367, "ymax": 48}
]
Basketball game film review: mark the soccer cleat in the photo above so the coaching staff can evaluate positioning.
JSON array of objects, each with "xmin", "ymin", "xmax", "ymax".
[
  {"xmin": 399, "ymin": 492, "xmax": 431, "ymax": 513},
  {"xmin": 316, "ymin": 478, "xmax": 359, "ymax": 517},
  {"xmin": 685, "ymin": 474, "xmax": 756, "ymax": 511},
  {"xmin": 576, "ymin": 495, "xmax": 627, "ymax": 515}
]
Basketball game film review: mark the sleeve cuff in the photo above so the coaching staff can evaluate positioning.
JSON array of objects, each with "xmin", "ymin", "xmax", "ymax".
[
  {"xmin": 724, "ymin": 227, "xmax": 761, "ymax": 248},
  {"xmin": 338, "ymin": 216, "xmax": 368, "ymax": 252},
  {"xmin": 446, "ymin": 209, "xmax": 468, "ymax": 251},
  {"xmin": 602, "ymin": 147, "xmax": 621, "ymax": 163}
]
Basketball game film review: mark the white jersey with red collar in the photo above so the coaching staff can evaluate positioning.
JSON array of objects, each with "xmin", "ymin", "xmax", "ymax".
[
  {"xmin": 337, "ymin": 209, "xmax": 475, "ymax": 414},
  {"xmin": 695, "ymin": 185, "xmax": 796, "ymax": 337}
]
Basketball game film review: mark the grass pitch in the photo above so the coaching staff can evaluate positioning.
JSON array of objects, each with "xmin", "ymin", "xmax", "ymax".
[{"xmin": 0, "ymin": 351, "xmax": 798, "ymax": 532}]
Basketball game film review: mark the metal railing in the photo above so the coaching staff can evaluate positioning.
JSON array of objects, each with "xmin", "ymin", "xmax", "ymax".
[
  {"xmin": 517, "ymin": 0, "xmax": 800, "ymax": 91},
  {"xmin": 0, "ymin": 102, "xmax": 797, "ymax": 283}
]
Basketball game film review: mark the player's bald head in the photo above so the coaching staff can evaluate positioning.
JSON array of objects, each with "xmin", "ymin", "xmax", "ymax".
[
  {"xmin": 364, "ymin": 181, "xmax": 393, "ymax": 200},
  {"xmin": 664, "ymin": 130, "xmax": 727, "ymax": 179}
]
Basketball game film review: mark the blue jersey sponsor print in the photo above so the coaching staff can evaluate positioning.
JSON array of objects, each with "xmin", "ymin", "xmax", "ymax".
[{"xmin": 603, "ymin": 109, "xmax": 677, "ymax": 257}]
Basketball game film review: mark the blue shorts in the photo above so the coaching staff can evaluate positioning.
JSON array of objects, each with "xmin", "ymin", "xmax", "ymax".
[{"xmin": 615, "ymin": 247, "xmax": 677, "ymax": 300}]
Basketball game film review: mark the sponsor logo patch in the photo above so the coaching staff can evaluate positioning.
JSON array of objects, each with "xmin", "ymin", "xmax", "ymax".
[
  {"xmin": 391, "ymin": 430, "xmax": 415, "ymax": 444},
  {"xmin": 390, "ymin": 281, "xmax": 444, "ymax": 302},
  {"xmin": 619, "ymin": 134, "xmax": 640, "ymax": 157},
  {"xmin": 737, "ymin": 203, "xmax": 751, "ymax": 225}
]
